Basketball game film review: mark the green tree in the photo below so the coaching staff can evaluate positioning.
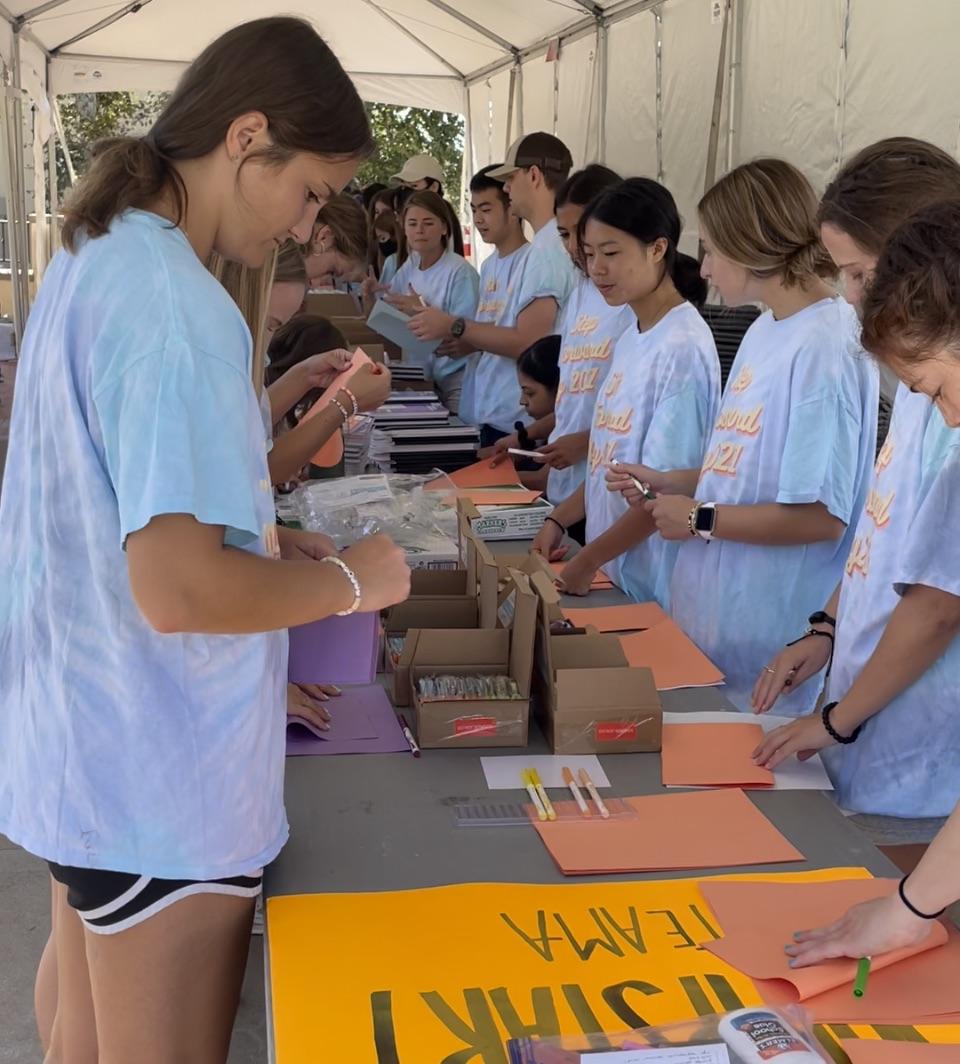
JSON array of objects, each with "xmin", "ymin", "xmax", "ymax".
[
  {"xmin": 55, "ymin": 91, "xmax": 167, "ymax": 195},
  {"xmin": 357, "ymin": 103, "xmax": 464, "ymax": 200},
  {"xmin": 55, "ymin": 93, "xmax": 465, "ymax": 203}
]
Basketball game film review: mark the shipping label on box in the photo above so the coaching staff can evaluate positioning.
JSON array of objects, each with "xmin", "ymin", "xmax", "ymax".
[{"xmin": 460, "ymin": 497, "xmax": 555, "ymax": 541}]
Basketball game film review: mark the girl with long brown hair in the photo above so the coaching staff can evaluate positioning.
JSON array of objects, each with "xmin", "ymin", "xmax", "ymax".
[
  {"xmin": 0, "ymin": 16, "xmax": 410, "ymax": 1060},
  {"xmin": 755, "ymin": 144, "xmax": 960, "ymax": 828}
]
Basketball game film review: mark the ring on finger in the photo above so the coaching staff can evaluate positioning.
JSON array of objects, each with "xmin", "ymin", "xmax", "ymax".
[{"xmin": 763, "ymin": 666, "xmax": 776, "ymax": 674}]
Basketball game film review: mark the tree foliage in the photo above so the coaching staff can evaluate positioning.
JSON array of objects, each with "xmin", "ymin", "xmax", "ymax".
[
  {"xmin": 55, "ymin": 93, "xmax": 464, "ymax": 200},
  {"xmin": 357, "ymin": 102, "xmax": 464, "ymax": 198},
  {"xmin": 56, "ymin": 91, "xmax": 167, "ymax": 194}
]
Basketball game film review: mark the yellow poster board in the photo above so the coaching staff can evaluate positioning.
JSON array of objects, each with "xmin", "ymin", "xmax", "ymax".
[{"xmin": 272, "ymin": 867, "xmax": 947, "ymax": 1063}]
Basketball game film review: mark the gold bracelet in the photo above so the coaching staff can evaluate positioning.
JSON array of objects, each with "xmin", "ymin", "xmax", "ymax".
[{"xmin": 687, "ymin": 504, "xmax": 699, "ymax": 536}]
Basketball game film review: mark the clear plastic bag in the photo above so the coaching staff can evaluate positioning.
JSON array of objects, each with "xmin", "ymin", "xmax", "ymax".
[{"xmin": 505, "ymin": 1006, "xmax": 829, "ymax": 1063}]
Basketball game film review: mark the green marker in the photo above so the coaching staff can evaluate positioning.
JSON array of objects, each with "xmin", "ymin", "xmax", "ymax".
[{"xmin": 853, "ymin": 955, "xmax": 871, "ymax": 997}]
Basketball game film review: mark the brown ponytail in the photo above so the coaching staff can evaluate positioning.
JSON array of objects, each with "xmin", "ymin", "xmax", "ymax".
[
  {"xmin": 699, "ymin": 158, "xmax": 836, "ymax": 289},
  {"xmin": 63, "ymin": 16, "xmax": 374, "ymax": 252}
]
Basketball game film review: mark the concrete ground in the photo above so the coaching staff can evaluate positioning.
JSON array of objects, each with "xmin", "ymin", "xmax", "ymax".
[{"xmin": 0, "ymin": 834, "xmax": 269, "ymax": 1063}]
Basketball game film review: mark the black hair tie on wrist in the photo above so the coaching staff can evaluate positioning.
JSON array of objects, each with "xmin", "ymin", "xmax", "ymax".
[
  {"xmin": 820, "ymin": 701, "xmax": 862, "ymax": 745},
  {"xmin": 899, "ymin": 875, "xmax": 946, "ymax": 920},
  {"xmin": 545, "ymin": 515, "xmax": 566, "ymax": 535}
]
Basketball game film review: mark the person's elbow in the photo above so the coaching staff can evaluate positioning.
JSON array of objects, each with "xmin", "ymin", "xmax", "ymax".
[
  {"xmin": 125, "ymin": 515, "xmax": 223, "ymax": 634},
  {"xmin": 818, "ymin": 513, "xmax": 847, "ymax": 542},
  {"xmin": 911, "ymin": 584, "xmax": 960, "ymax": 640}
]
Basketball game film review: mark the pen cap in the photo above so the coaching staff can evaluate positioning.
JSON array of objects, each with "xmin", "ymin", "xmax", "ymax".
[{"xmin": 717, "ymin": 1009, "xmax": 825, "ymax": 1062}]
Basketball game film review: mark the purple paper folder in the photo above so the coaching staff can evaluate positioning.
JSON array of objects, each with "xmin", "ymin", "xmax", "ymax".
[
  {"xmin": 286, "ymin": 685, "xmax": 411, "ymax": 756},
  {"xmin": 287, "ymin": 610, "xmax": 380, "ymax": 686}
]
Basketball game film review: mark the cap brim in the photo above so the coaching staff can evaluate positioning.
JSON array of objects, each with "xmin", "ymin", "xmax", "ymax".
[{"xmin": 485, "ymin": 163, "xmax": 519, "ymax": 181}]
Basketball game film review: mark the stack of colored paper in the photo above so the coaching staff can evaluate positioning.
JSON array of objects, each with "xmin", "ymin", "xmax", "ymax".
[
  {"xmin": 532, "ymin": 789, "xmax": 803, "ymax": 875},
  {"xmin": 286, "ymin": 685, "xmax": 410, "ymax": 756},
  {"xmin": 841, "ymin": 1042, "xmax": 960, "ymax": 1062},
  {"xmin": 561, "ymin": 602, "xmax": 669, "ymax": 632},
  {"xmin": 661, "ymin": 721, "xmax": 774, "ymax": 787},
  {"xmin": 700, "ymin": 876, "xmax": 960, "ymax": 1022}
]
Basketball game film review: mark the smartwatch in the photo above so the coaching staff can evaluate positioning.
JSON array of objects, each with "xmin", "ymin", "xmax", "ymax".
[
  {"xmin": 808, "ymin": 610, "xmax": 836, "ymax": 629},
  {"xmin": 450, "ymin": 317, "xmax": 467, "ymax": 339},
  {"xmin": 693, "ymin": 502, "xmax": 718, "ymax": 541}
]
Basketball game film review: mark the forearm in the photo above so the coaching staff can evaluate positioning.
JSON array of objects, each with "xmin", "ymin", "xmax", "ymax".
[
  {"xmin": 528, "ymin": 413, "xmax": 556, "ymax": 441},
  {"xmin": 267, "ymin": 408, "xmax": 343, "ymax": 484},
  {"xmin": 662, "ymin": 468, "xmax": 701, "ymax": 494},
  {"xmin": 713, "ymin": 503, "xmax": 845, "ymax": 545},
  {"xmin": 462, "ymin": 320, "xmax": 527, "ymax": 360},
  {"xmin": 267, "ymin": 364, "xmax": 309, "ymax": 425},
  {"xmin": 903, "ymin": 801, "xmax": 960, "ymax": 914},
  {"xmin": 833, "ymin": 584, "xmax": 960, "ymax": 733},
  {"xmin": 549, "ymin": 484, "xmax": 586, "ymax": 529},
  {"xmin": 577, "ymin": 507, "xmax": 655, "ymax": 570},
  {"xmin": 130, "ymin": 531, "xmax": 355, "ymax": 635}
]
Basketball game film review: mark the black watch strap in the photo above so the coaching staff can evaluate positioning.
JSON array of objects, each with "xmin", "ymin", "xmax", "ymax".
[{"xmin": 821, "ymin": 701, "xmax": 861, "ymax": 745}]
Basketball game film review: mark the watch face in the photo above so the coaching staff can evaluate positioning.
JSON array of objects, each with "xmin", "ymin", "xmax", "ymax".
[
  {"xmin": 694, "ymin": 505, "xmax": 715, "ymax": 533},
  {"xmin": 451, "ymin": 317, "xmax": 466, "ymax": 338}
]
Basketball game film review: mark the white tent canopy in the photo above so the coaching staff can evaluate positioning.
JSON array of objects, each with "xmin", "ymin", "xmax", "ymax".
[{"xmin": 2, "ymin": 0, "xmax": 960, "ymax": 336}]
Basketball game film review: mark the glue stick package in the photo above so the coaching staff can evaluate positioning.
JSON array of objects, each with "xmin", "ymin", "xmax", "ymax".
[{"xmin": 505, "ymin": 1006, "xmax": 828, "ymax": 1063}]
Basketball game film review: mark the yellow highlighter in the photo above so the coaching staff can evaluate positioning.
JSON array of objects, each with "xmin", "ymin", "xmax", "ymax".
[{"xmin": 529, "ymin": 768, "xmax": 557, "ymax": 821}]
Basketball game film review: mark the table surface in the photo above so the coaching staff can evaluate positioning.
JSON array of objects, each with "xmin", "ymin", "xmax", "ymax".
[{"xmin": 266, "ymin": 538, "xmax": 896, "ymax": 899}]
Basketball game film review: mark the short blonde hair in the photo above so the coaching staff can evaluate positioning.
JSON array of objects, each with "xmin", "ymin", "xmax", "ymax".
[{"xmin": 699, "ymin": 158, "xmax": 836, "ymax": 289}]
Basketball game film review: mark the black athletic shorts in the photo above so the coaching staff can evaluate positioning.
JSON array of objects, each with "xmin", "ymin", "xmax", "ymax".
[{"xmin": 48, "ymin": 862, "xmax": 262, "ymax": 935}]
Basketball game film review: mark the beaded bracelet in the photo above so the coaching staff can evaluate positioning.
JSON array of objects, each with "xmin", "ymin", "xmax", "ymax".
[
  {"xmin": 899, "ymin": 874, "xmax": 947, "ymax": 920},
  {"xmin": 820, "ymin": 701, "xmax": 861, "ymax": 745},
  {"xmin": 322, "ymin": 555, "xmax": 362, "ymax": 616},
  {"xmin": 340, "ymin": 387, "xmax": 360, "ymax": 417},
  {"xmin": 330, "ymin": 398, "xmax": 350, "ymax": 425}
]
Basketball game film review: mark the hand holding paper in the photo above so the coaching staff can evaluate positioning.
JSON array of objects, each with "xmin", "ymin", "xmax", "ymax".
[{"xmin": 299, "ymin": 348, "xmax": 374, "ymax": 466}]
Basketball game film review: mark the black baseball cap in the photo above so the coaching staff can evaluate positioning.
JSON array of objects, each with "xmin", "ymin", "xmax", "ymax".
[{"xmin": 487, "ymin": 132, "xmax": 574, "ymax": 180}]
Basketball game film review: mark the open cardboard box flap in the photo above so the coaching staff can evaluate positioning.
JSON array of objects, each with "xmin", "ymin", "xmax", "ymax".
[{"xmin": 303, "ymin": 290, "xmax": 361, "ymax": 317}]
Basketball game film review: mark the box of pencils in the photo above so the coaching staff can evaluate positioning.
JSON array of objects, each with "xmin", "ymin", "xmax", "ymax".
[{"xmin": 411, "ymin": 571, "xmax": 537, "ymax": 747}]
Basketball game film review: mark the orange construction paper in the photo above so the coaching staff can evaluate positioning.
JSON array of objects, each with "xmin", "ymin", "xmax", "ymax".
[
  {"xmin": 661, "ymin": 722, "xmax": 774, "ymax": 788},
  {"xmin": 434, "ymin": 457, "xmax": 521, "ymax": 489},
  {"xmin": 460, "ymin": 488, "xmax": 542, "ymax": 506},
  {"xmin": 550, "ymin": 562, "xmax": 615, "ymax": 589},
  {"xmin": 300, "ymin": 348, "xmax": 374, "ymax": 467},
  {"xmin": 533, "ymin": 788, "xmax": 803, "ymax": 875},
  {"xmin": 619, "ymin": 619, "xmax": 725, "ymax": 690},
  {"xmin": 700, "ymin": 878, "xmax": 958, "ymax": 1022},
  {"xmin": 562, "ymin": 601, "xmax": 669, "ymax": 632},
  {"xmin": 841, "ymin": 1040, "xmax": 960, "ymax": 1062}
]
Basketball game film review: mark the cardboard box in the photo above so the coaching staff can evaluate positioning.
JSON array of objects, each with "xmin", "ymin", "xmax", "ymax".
[
  {"xmin": 401, "ymin": 529, "xmax": 460, "ymax": 570},
  {"xmin": 411, "ymin": 572, "xmax": 537, "ymax": 747},
  {"xmin": 329, "ymin": 316, "xmax": 383, "ymax": 348},
  {"xmin": 386, "ymin": 540, "xmax": 499, "ymax": 706},
  {"xmin": 304, "ymin": 290, "xmax": 362, "ymax": 317},
  {"xmin": 457, "ymin": 496, "xmax": 555, "ymax": 541},
  {"xmin": 527, "ymin": 570, "xmax": 663, "ymax": 754}
]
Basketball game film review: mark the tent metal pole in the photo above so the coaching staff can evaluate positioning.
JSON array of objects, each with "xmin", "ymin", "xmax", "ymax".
[
  {"xmin": 419, "ymin": 0, "xmax": 517, "ymax": 55},
  {"xmin": 654, "ymin": 4, "xmax": 664, "ymax": 182},
  {"xmin": 0, "ymin": 3, "xmax": 14, "ymax": 23},
  {"xmin": 4, "ymin": 33, "xmax": 31, "ymax": 338},
  {"xmin": 725, "ymin": 0, "xmax": 744, "ymax": 173},
  {"xmin": 15, "ymin": 0, "xmax": 74, "ymax": 27},
  {"xmin": 568, "ymin": 0, "xmax": 604, "ymax": 14},
  {"xmin": 464, "ymin": 0, "xmax": 667, "ymax": 86},
  {"xmin": 704, "ymin": 0, "xmax": 730, "ymax": 194},
  {"xmin": 833, "ymin": 0, "xmax": 851, "ymax": 173},
  {"xmin": 358, "ymin": 0, "xmax": 464, "ymax": 78},
  {"xmin": 50, "ymin": 94, "xmax": 74, "ymax": 185},
  {"xmin": 50, "ymin": 0, "xmax": 155, "ymax": 56},
  {"xmin": 516, "ymin": 60, "xmax": 524, "ymax": 138},
  {"xmin": 504, "ymin": 64, "xmax": 516, "ymax": 150},
  {"xmin": 597, "ymin": 20, "xmax": 609, "ymax": 161},
  {"xmin": 46, "ymin": 93, "xmax": 58, "ymax": 259}
]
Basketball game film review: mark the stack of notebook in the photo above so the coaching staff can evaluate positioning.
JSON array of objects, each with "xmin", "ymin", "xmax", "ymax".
[{"xmin": 371, "ymin": 394, "xmax": 480, "ymax": 474}]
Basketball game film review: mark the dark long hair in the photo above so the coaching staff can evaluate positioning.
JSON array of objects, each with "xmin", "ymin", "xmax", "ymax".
[
  {"xmin": 266, "ymin": 315, "xmax": 349, "ymax": 429},
  {"xmin": 819, "ymin": 137, "xmax": 960, "ymax": 257},
  {"xmin": 518, "ymin": 334, "xmax": 561, "ymax": 392},
  {"xmin": 555, "ymin": 164, "xmax": 621, "ymax": 211},
  {"xmin": 579, "ymin": 177, "xmax": 707, "ymax": 306},
  {"xmin": 63, "ymin": 16, "xmax": 374, "ymax": 251}
]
